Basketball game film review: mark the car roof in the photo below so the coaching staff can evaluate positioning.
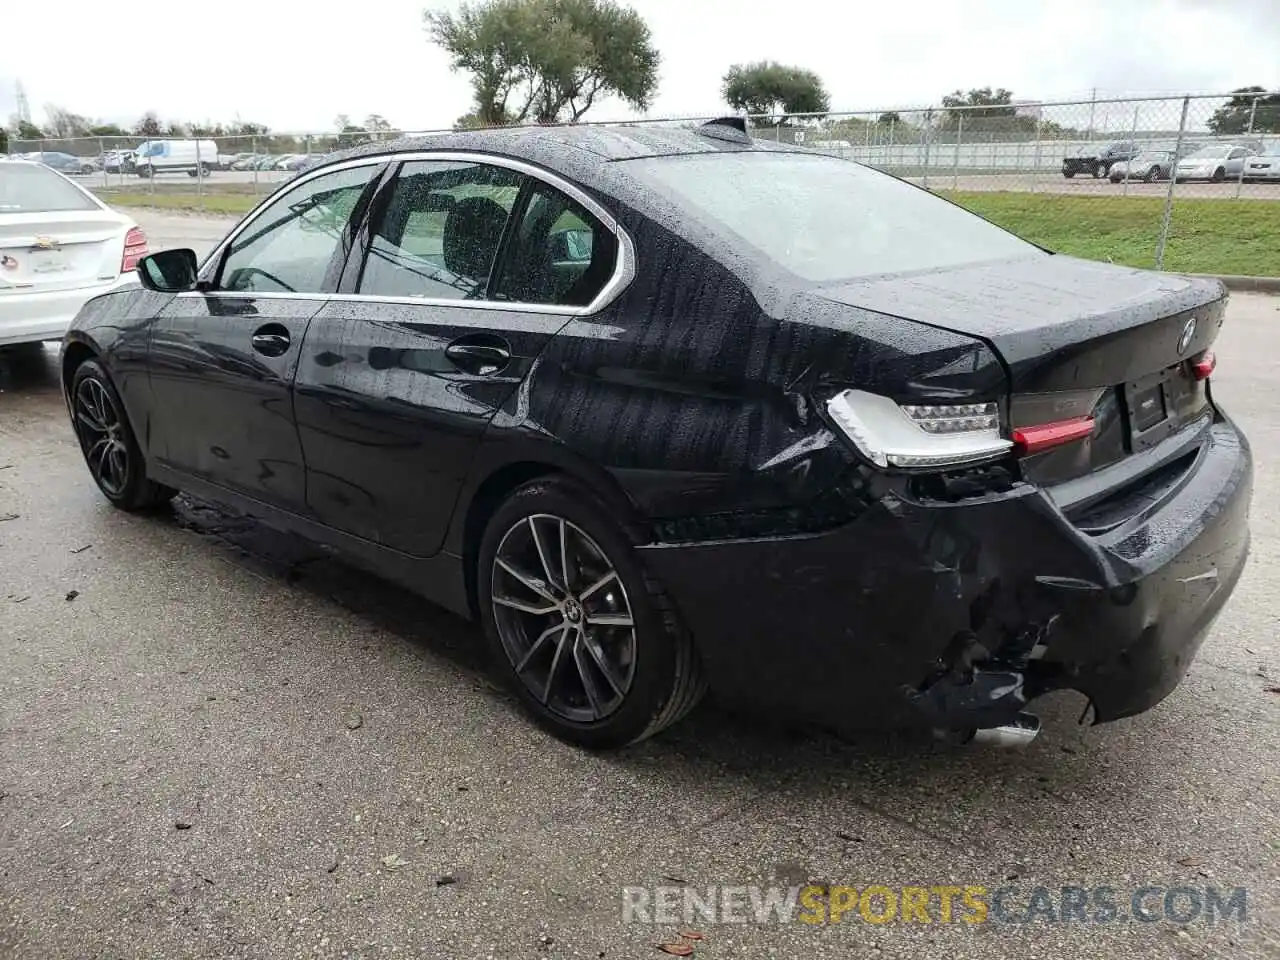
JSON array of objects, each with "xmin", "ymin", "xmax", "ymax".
[{"xmin": 308, "ymin": 122, "xmax": 804, "ymax": 193}]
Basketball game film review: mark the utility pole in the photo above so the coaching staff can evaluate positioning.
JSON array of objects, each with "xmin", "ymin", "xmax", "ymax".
[
  {"xmin": 15, "ymin": 81, "xmax": 32, "ymax": 126},
  {"xmin": 1086, "ymin": 87, "xmax": 1097, "ymax": 140}
]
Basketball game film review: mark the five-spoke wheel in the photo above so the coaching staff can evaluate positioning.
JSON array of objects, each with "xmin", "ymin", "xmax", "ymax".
[
  {"xmin": 478, "ymin": 476, "xmax": 705, "ymax": 747},
  {"xmin": 491, "ymin": 514, "xmax": 637, "ymax": 723},
  {"xmin": 69, "ymin": 358, "xmax": 174, "ymax": 511}
]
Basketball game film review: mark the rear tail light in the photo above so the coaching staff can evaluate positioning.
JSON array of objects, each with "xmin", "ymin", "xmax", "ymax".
[
  {"xmin": 825, "ymin": 391, "xmax": 1012, "ymax": 469},
  {"xmin": 1190, "ymin": 351, "xmax": 1216, "ymax": 381},
  {"xmin": 1012, "ymin": 417, "xmax": 1096, "ymax": 457},
  {"xmin": 121, "ymin": 227, "xmax": 148, "ymax": 273}
]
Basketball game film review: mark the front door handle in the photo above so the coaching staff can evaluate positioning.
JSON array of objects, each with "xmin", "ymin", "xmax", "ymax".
[
  {"xmin": 251, "ymin": 323, "xmax": 292, "ymax": 357},
  {"xmin": 445, "ymin": 337, "xmax": 511, "ymax": 375}
]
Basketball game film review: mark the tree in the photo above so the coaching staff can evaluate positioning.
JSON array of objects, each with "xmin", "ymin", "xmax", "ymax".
[
  {"xmin": 0, "ymin": 127, "xmax": 7, "ymax": 154},
  {"xmin": 721, "ymin": 61, "xmax": 830, "ymax": 123},
  {"xmin": 43, "ymin": 104, "xmax": 91, "ymax": 138},
  {"xmin": 936, "ymin": 87, "xmax": 1013, "ymax": 118},
  {"xmin": 16, "ymin": 119, "xmax": 44, "ymax": 141},
  {"xmin": 88, "ymin": 123, "xmax": 129, "ymax": 138},
  {"xmin": 425, "ymin": 0, "xmax": 660, "ymax": 125},
  {"xmin": 878, "ymin": 111, "xmax": 901, "ymax": 125},
  {"xmin": 1208, "ymin": 86, "xmax": 1280, "ymax": 135},
  {"xmin": 134, "ymin": 112, "xmax": 162, "ymax": 137}
]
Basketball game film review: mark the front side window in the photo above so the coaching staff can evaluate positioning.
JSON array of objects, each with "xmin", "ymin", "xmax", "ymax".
[
  {"xmin": 218, "ymin": 163, "xmax": 379, "ymax": 294},
  {"xmin": 358, "ymin": 160, "xmax": 522, "ymax": 300}
]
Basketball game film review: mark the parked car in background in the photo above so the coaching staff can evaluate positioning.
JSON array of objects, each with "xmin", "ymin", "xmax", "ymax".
[
  {"xmin": 230, "ymin": 154, "xmax": 264, "ymax": 171},
  {"xmin": 1062, "ymin": 140, "xmax": 1140, "ymax": 178},
  {"xmin": 133, "ymin": 139, "xmax": 219, "ymax": 178},
  {"xmin": 0, "ymin": 159, "xmax": 147, "ymax": 346},
  {"xmin": 253, "ymin": 155, "xmax": 281, "ymax": 170},
  {"xmin": 219, "ymin": 152, "xmax": 252, "ymax": 170},
  {"xmin": 278, "ymin": 155, "xmax": 311, "ymax": 171},
  {"xmin": 272, "ymin": 154, "xmax": 301, "ymax": 170},
  {"xmin": 101, "ymin": 150, "xmax": 135, "ymax": 174},
  {"xmin": 1174, "ymin": 144, "xmax": 1258, "ymax": 182},
  {"xmin": 28, "ymin": 152, "xmax": 96, "ymax": 176},
  {"xmin": 1107, "ymin": 150, "xmax": 1177, "ymax": 183},
  {"xmin": 59, "ymin": 122, "xmax": 1251, "ymax": 750},
  {"xmin": 1242, "ymin": 143, "xmax": 1280, "ymax": 181}
]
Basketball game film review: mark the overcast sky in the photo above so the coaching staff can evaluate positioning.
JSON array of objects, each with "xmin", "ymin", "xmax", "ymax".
[{"xmin": 3, "ymin": 0, "xmax": 1277, "ymax": 134}]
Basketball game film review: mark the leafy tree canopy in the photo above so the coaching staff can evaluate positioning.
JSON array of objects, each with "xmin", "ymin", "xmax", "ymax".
[
  {"xmin": 425, "ymin": 0, "xmax": 659, "ymax": 125},
  {"xmin": 1208, "ymin": 86, "xmax": 1280, "ymax": 135},
  {"xmin": 721, "ymin": 61, "xmax": 830, "ymax": 123}
]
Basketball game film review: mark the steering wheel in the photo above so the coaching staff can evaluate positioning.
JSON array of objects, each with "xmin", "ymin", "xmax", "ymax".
[{"xmin": 229, "ymin": 266, "xmax": 294, "ymax": 293}]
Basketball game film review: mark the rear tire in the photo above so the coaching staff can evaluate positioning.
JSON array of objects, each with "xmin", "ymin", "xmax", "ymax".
[
  {"xmin": 1093, "ymin": 162, "xmax": 1107, "ymax": 179},
  {"xmin": 477, "ymin": 476, "xmax": 705, "ymax": 748},
  {"xmin": 69, "ymin": 359, "xmax": 175, "ymax": 512},
  {"xmin": 1145, "ymin": 167, "xmax": 1161, "ymax": 183},
  {"xmin": 1212, "ymin": 167, "xmax": 1225, "ymax": 183},
  {"xmin": 1063, "ymin": 170, "xmax": 1075, "ymax": 179}
]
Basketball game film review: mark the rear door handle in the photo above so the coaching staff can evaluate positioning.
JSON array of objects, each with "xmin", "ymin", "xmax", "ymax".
[
  {"xmin": 251, "ymin": 323, "xmax": 292, "ymax": 357},
  {"xmin": 445, "ymin": 337, "xmax": 511, "ymax": 375}
]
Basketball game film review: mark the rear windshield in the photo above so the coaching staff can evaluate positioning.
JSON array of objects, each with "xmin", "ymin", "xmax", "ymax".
[
  {"xmin": 621, "ymin": 151, "xmax": 1040, "ymax": 282},
  {"xmin": 0, "ymin": 162, "xmax": 99, "ymax": 213}
]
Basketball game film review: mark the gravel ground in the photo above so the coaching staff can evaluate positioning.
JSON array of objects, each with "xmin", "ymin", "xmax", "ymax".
[{"xmin": 0, "ymin": 276, "xmax": 1277, "ymax": 959}]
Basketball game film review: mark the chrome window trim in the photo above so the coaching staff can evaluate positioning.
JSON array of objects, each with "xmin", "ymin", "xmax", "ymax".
[{"xmin": 182, "ymin": 150, "xmax": 636, "ymax": 317}]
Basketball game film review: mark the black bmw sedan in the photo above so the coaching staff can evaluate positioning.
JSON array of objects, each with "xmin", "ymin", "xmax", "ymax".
[{"xmin": 60, "ymin": 119, "xmax": 1252, "ymax": 749}]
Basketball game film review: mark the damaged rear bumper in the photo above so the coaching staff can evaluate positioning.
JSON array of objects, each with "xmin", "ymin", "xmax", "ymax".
[{"xmin": 638, "ymin": 416, "xmax": 1252, "ymax": 733}]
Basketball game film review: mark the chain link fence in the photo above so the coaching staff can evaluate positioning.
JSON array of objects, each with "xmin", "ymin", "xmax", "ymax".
[{"xmin": 6, "ymin": 92, "xmax": 1278, "ymax": 276}]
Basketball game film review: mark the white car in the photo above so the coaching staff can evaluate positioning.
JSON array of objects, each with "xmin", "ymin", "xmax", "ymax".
[
  {"xmin": 0, "ymin": 159, "xmax": 148, "ymax": 347},
  {"xmin": 1242, "ymin": 144, "xmax": 1280, "ymax": 182},
  {"xmin": 1173, "ymin": 144, "xmax": 1257, "ymax": 182}
]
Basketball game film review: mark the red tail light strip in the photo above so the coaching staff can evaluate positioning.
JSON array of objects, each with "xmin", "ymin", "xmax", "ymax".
[
  {"xmin": 1191, "ymin": 351, "xmax": 1216, "ymax": 381},
  {"xmin": 1013, "ymin": 416, "xmax": 1096, "ymax": 457},
  {"xmin": 121, "ymin": 227, "xmax": 149, "ymax": 273}
]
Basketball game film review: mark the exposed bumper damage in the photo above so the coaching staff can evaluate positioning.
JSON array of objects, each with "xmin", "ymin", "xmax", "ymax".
[{"xmin": 638, "ymin": 416, "xmax": 1252, "ymax": 734}]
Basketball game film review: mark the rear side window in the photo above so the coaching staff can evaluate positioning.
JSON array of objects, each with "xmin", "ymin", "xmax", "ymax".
[
  {"xmin": 622, "ymin": 151, "xmax": 1040, "ymax": 282},
  {"xmin": 491, "ymin": 181, "xmax": 617, "ymax": 307},
  {"xmin": 0, "ymin": 163, "xmax": 97, "ymax": 213},
  {"xmin": 359, "ymin": 160, "xmax": 522, "ymax": 300}
]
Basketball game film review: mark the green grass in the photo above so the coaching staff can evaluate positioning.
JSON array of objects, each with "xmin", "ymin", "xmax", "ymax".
[
  {"xmin": 93, "ymin": 189, "xmax": 260, "ymax": 216},
  {"xmin": 940, "ymin": 191, "xmax": 1279, "ymax": 277},
  {"xmin": 93, "ymin": 184, "xmax": 1279, "ymax": 277}
]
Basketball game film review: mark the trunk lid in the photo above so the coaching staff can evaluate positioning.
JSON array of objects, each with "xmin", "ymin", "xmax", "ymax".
[
  {"xmin": 817, "ymin": 254, "xmax": 1225, "ymax": 493},
  {"xmin": 0, "ymin": 212, "xmax": 128, "ymax": 296}
]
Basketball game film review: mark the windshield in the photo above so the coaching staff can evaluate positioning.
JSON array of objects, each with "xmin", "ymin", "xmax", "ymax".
[
  {"xmin": 0, "ymin": 162, "xmax": 99, "ymax": 213},
  {"xmin": 1263, "ymin": 144, "xmax": 1280, "ymax": 156},
  {"xmin": 1187, "ymin": 146, "xmax": 1230, "ymax": 159},
  {"xmin": 621, "ymin": 151, "xmax": 1040, "ymax": 283},
  {"xmin": 1134, "ymin": 152, "xmax": 1169, "ymax": 162}
]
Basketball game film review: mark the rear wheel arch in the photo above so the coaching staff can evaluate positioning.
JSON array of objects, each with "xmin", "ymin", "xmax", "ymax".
[{"xmin": 458, "ymin": 458, "xmax": 645, "ymax": 619}]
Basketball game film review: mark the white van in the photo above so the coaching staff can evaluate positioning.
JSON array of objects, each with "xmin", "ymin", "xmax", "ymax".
[{"xmin": 133, "ymin": 139, "xmax": 219, "ymax": 178}]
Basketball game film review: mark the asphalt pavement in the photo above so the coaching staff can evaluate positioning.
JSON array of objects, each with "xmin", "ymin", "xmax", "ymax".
[{"xmin": 1, "ymin": 251, "xmax": 1277, "ymax": 956}]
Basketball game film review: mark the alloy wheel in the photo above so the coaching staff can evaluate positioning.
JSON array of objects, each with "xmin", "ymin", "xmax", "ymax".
[
  {"xmin": 490, "ymin": 514, "xmax": 638, "ymax": 723},
  {"xmin": 73, "ymin": 376, "xmax": 130, "ymax": 497}
]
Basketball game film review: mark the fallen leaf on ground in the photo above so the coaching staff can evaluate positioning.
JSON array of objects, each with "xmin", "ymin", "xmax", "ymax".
[
  {"xmin": 345, "ymin": 712, "xmax": 363, "ymax": 730},
  {"xmin": 381, "ymin": 854, "xmax": 408, "ymax": 869},
  {"xmin": 1264, "ymin": 686, "xmax": 1280, "ymax": 695},
  {"xmin": 657, "ymin": 944, "xmax": 694, "ymax": 956},
  {"xmin": 436, "ymin": 875, "xmax": 457, "ymax": 886},
  {"xmin": 174, "ymin": 821, "xmax": 193, "ymax": 830},
  {"xmin": 678, "ymin": 931, "xmax": 705, "ymax": 940},
  {"xmin": 1176, "ymin": 856, "xmax": 1201, "ymax": 867},
  {"xmin": 65, "ymin": 590, "xmax": 79, "ymax": 601}
]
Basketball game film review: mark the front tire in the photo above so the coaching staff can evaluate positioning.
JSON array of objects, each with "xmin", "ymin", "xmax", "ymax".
[
  {"xmin": 1145, "ymin": 167, "xmax": 1161, "ymax": 183},
  {"xmin": 1212, "ymin": 167, "xmax": 1226, "ymax": 183},
  {"xmin": 477, "ymin": 476, "xmax": 705, "ymax": 748},
  {"xmin": 69, "ymin": 359, "xmax": 174, "ymax": 512},
  {"xmin": 1093, "ymin": 162, "xmax": 1108, "ymax": 179}
]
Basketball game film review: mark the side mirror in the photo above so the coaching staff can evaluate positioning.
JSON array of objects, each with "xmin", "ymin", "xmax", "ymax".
[{"xmin": 137, "ymin": 248, "xmax": 199, "ymax": 292}]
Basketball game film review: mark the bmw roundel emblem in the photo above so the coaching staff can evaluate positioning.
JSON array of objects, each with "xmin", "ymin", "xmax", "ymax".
[{"xmin": 1178, "ymin": 317, "xmax": 1197, "ymax": 355}]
